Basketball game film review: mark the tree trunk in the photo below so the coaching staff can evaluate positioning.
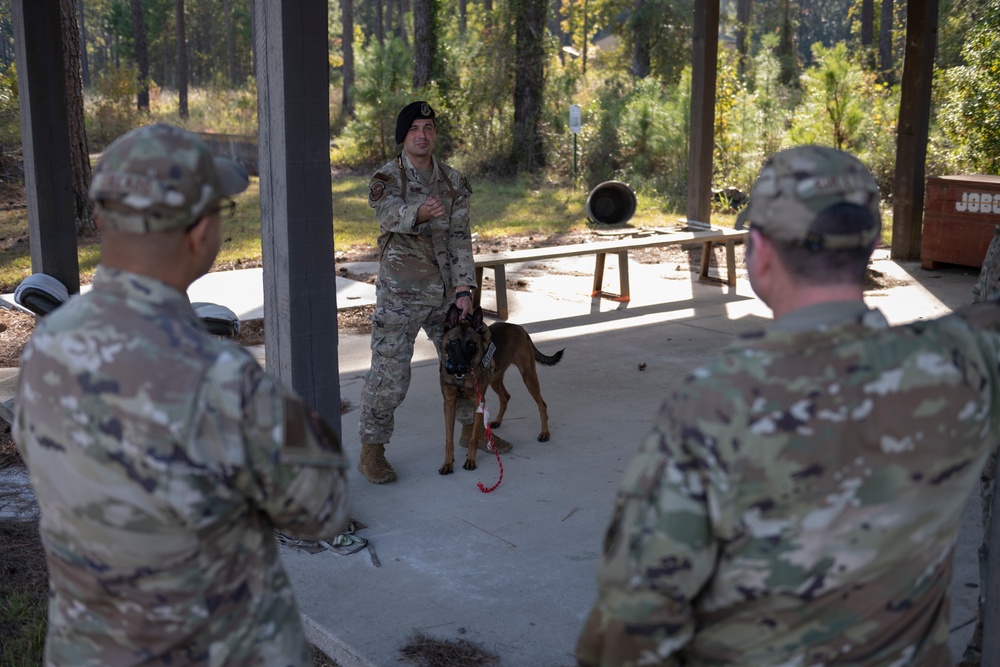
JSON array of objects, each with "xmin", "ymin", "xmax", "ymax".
[
  {"xmin": 512, "ymin": 0, "xmax": 546, "ymax": 172},
  {"xmin": 861, "ymin": 0, "xmax": 873, "ymax": 45},
  {"xmin": 631, "ymin": 0, "xmax": 650, "ymax": 77},
  {"xmin": 736, "ymin": 0, "xmax": 751, "ymax": 72},
  {"xmin": 129, "ymin": 0, "xmax": 149, "ymax": 112},
  {"xmin": 342, "ymin": 0, "xmax": 354, "ymax": 115},
  {"xmin": 375, "ymin": 0, "xmax": 385, "ymax": 45},
  {"xmin": 413, "ymin": 0, "xmax": 435, "ymax": 89},
  {"xmin": 397, "ymin": 0, "xmax": 408, "ymax": 46},
  {"xmin": 60, "ymin": 0, "xmax": 95, "ymax": 233},
  {"xmin": 77, "ymin": 0, "xmax": 89, "ymax": 87},
  {"xmin": 459, "ymin": 0, "xmax": 467, "ymax": 36},
  {"xmin": 879, "ymin": 0, "xmax": 894, "ymax": 83},
  {"xmin": 177, "ymin": 0, "xmax": 188, "ymax": 118},
  {"xmin": 778, "ymin": 0, "xmax": 795, "ymax": 85},
  {"xmin": 223, "ymin": 0, "xmax": 236, "ymax": 86},
  {"xmin": 249, "ymin": 0, "xmax": 257, "ymax": 78}
]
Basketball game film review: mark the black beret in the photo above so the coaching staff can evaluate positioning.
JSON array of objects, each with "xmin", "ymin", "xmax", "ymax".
[{"xmin": 395, "ymin": 101, "xmax": 435, "ymax": 145}]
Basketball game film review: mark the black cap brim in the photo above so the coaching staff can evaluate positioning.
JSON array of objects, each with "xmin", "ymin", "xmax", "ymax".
[{"xmin": 214, "ymin": 157, "xmax": 250, "ymax": 196}]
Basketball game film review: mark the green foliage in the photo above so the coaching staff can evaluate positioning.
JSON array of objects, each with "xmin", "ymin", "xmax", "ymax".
[
  {"xmin": 580, "ymin": 74, "xmax": 690, "ymax": 208},
  {"xmin": 0, "ymin": 64, "xmax": 19, "ymax": 149},
  {"xmin": 939, "ymin": 0, "xmax": 1000, "ymax": 175},
  {"xmin": 788, "ymin": 42, "xmax": 867, "ymax": 150},
  {"xmin": 86, "ymin": 63, "xmax": 141, "ymax": 150},
  {"xmin": 715, "ymin": 36, "xmax": 794, "ymax": 192},
  {"xmin": 786, "ymin": 42, "xmax": 898, "ymax": 192},
  {"xmin": 147, "ymin": 82, "xmax": 259, "ymax": 136},
  {"xmin": 331, "ymin": 38, "xmax": 413, "ymax": 168},
  {"xmin": 579, "ymin": 74, "xmax": 629, "ymax": 188},
  {"xmin": 0, "ymin": 590, "xmax": 46, "ymax": 666}
]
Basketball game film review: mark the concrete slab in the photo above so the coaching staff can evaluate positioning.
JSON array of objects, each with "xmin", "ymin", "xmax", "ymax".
[
  {"xmin": 299, "ymin": 249, "xmax": 985, "ymax": 666},
  {"xmin": 2, "ymin": 268, "xmax": 375, "ymax": 322},
  {"xmin": 0, "ymin": 249, "xmax": 987, "ymax": 665},
  {"xmin": 187, "ymin": 268, "xmax": 376, "ymax": 321}
]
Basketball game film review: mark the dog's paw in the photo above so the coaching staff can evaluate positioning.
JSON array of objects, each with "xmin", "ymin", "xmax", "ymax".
[
  {"xmin": 489, "ymin": 420, "xmax": 502, "ymax": 429},
  {"xmin": 537, "ymin": 432, "xmax": 550, "ymax": 442},
  {"xmin": 439, "ymin": 463, "xmax": 454, "ymax": 475},
  {"xmin": 462, "ymin": 459, "xmax": 477, "ymax": 471}
]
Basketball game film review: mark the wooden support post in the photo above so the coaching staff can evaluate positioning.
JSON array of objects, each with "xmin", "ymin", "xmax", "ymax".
[
  {"xmin": 11, "ymin": 0, "xmax": 80, "ymax": 294},
  {"xmin": 255, "ymin": 1, "xmax": 341, "ymax": 433},
  {"xmin": 686, "ymin": 0, "xmax": 719, "ymax": 228},
  {"xmin": 890, "ymin": 0, "xmax": 939, "ymax": 261}
]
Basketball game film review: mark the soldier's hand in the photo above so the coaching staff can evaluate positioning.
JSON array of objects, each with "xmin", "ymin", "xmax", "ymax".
[
  {"xmin": 416, "ymin": 196, "xmax": 446, "ymax": 224},
  {"xmin": 455, "ymin": 286, "xmax": 474, "ymax": 319}
]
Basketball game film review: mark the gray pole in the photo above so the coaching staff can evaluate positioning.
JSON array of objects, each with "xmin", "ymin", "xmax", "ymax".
[
  {"xmin": 11, "ymin": 0, "xmax": 80, "ymax": 294},
  {"xmin": 255, "ymin": 1, "xmax": 342, "ymax": 434}
]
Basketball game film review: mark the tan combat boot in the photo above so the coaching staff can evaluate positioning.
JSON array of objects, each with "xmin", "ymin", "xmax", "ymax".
[
  {"xmin": 459, "ymin": 423, "xmax": 513, "ymax": 454},
  {"xmin": 358, "ymin": 444, "xmax": 398, "ymax": 484}
]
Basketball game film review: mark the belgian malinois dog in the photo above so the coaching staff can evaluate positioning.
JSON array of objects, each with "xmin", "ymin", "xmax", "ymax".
[{"xmin": 438, "ymin": 305, "xmax": 564, "ymax": 475}]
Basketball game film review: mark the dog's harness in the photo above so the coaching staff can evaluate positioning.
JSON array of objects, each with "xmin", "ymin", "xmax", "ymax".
[{"xmin": 481, "ymin": 341, "xmax": 496, "ymax": 368}]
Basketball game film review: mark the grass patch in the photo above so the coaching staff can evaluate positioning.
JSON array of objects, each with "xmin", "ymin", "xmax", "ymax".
[
  {"xmin": 0, "ymin": 517, "xmax": 47, "ymax": 667},
  {"xmin": 0, "ymin": 175, "xmax": 706, "ymax": 293}
]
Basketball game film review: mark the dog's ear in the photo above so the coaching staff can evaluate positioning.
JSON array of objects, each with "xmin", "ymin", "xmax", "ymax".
[
  {"xmin": 471, "ymin": 306, "xmax": 484, "ymax": 330},
  {"xmin": 445, "ymin": 304, "xmax": 461, "ymax": 329}
]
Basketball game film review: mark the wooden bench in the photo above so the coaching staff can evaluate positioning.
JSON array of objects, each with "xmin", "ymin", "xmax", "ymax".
[{"xmin": 473, "ymin": 226, "xmax": 748, "ymax": 320}]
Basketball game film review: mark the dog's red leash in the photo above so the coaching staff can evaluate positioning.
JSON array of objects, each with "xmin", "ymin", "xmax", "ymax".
[{"xmin": 472, "ymin": 374, "xmax": 503, "ymax": 493}]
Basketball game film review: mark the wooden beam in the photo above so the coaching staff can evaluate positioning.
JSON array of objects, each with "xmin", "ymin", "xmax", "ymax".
[
  {"xmin": 255, "ymin": 1, "xmax": 342, "ymax": 434},
  {"xmin": 11, "ymin": 0, "xmax": 80, "ymax": 294},
  {"xmin": 890, "ymin": 0, "xmax": 938, "ymax": 261},
  {"xmin": 686, "ymin": 0, "xmax": 719, "ymax": 227}
]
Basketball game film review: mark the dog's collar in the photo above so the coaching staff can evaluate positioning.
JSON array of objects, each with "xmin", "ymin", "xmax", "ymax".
[{"xmin": 481, "ymin": 341, "xmax": 496, "ymax": 368}]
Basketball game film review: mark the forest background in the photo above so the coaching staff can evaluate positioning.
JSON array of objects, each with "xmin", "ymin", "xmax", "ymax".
[{"xmin": 0, "ymin": 0, "xmax": 998, "ymax": 252}]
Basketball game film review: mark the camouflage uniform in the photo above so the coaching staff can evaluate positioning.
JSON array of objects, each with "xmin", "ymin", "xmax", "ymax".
[
  {"xmin": 578, "ymin": 301, "xmax": 1000, "ymax": 666},
  {"xmin": 578, "ymin": 146, "xmax": 1000, "ymax": 666},
  {"xmin": 13, "ymin": 124, "xmax": 351, "ymax": 667},
  {"xmin": 961, "ymin": 227, "xmax": 1000, "ymax": 666},
  {"xmin": 358, "ymin": 149, "xmax": 477, "ymax": 445}
]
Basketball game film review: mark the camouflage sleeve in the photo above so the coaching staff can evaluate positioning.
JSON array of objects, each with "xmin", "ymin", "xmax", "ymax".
[
  {"xmin": 368, "ymin": 165, "xmax": 419, "ymax": 235},
  {"xmin": 577, "ymin": 399, "xmax": 718, "ymax": 666},
  {"xmin": 447, "ymin": 171, "xmax": 476, "ymax": 288},
  {"xmin": 200, "ymin": 350, "xmax": 351, "ymax": 541}
]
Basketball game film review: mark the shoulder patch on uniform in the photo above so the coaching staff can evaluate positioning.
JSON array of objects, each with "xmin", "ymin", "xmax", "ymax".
[
  {"xmin": 369, "ymin": 180, "xmax": 386, "ymax": 203},
  {"xmin": 373, "ymin": 172, "xmax": 392, "ymax": 183}
]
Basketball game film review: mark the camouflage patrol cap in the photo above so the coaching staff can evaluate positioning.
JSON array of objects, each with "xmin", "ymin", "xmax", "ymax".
[
  {"xmin": 746, "ymin": 145, "xmax": 881, "ymax": 250},
  {"xmin": 395, "ymin": 101, "xmax": 435, "ymax": 145},
  {"xmin": 90, "ymin": 123, "xmax": 249, "ymax": 233}
]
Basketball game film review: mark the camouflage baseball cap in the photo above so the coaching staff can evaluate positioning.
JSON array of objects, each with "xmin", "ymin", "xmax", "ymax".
[
  {"xmin": 90, "ymin": 123, "xmax": 249, "ymax": 233},
  {"xmin": 746, "ymin": 145, "xmax": 881, "ymax": 250}
]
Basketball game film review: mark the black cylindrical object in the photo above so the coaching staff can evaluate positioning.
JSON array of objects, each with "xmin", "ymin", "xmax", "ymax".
[{"xmin": 586, "ymin": 181, "xmax": 637, "ymax": 225}]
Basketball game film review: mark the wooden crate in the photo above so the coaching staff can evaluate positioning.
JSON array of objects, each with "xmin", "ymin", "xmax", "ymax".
[{"xmin": 922, "ymin": 175, "xmax": 1000, "ymax": 270}]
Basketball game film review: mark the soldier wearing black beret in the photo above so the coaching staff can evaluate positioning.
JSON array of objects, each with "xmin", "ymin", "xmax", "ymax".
[{"xmin": 357, "ymin": 102, "xmax": 514, "ymax": 484}]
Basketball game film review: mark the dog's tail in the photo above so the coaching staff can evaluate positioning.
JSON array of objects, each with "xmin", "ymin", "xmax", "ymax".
[{"xmin": 533, "ymin": 344, "xmax": 564, "ymax": 367}]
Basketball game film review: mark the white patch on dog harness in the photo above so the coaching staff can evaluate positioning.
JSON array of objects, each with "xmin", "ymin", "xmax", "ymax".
[{"xmin": 481, "ymin": 341, "xmax": 496, "ymax": 368}]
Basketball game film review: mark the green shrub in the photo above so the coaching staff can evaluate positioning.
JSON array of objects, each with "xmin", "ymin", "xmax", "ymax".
[
  {"xmin": 331, "ymin": 38, "xmax": 413, "ymax": 168},
  {"xmin": 786, "ymin": 42, "xmax": 899, "ymax": 195},
  {"xmin": 86, "ymin": 63, "xmax": 141, "ymax": 150},
  {"xmin": 715, "ymin": 36, "xmax": 794, "ymax": 193},
  {"xmin": 938, "ymin": 0, "xmax": 1000, "ymax": 175},
  {"xmin": 0, "ymin": 65, "xmax": 20, "ymax": 150}
]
